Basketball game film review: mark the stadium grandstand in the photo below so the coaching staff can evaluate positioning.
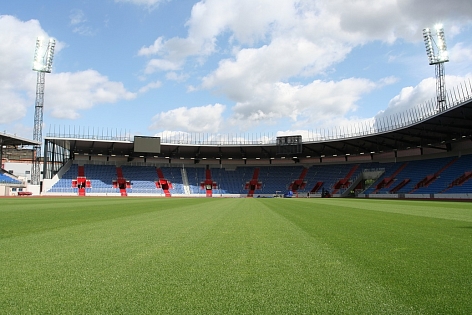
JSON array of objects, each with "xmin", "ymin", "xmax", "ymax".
[
  {"xmin": 2, "ymin": 80, "xmax": 472, "ymax": 198},
  {"xmin": 34, "ymin": 80, "xmax": 472, "ymax": 199}
]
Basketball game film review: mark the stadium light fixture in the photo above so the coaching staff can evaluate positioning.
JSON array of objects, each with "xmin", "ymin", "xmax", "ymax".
[
  {"xmin": 422, "ymin": 24, "xmax": 449, "ymax": 112},
  {"xmin": 33, "ymin": 37, "xmax": 56, "ymax": 73},
  {"xmin": 422, "ymin": 25, "xmax": 449, "ymax": 65},
  {"xmin": 423, "ymin": 28, "xmax": 435, "ymax": 64},
  {"xmin": 435, "ymin": 24, "xmax": 449, "ymax": 63}
]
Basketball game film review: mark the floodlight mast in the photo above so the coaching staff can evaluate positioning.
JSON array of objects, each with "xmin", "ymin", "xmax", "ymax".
[
  {"xmin": 31, "ymin": 37, "xmax": 55, "ymax": 186},
  {"xmin": 422, "ymin": 25, "xmax": 449, "ymax": 112}
]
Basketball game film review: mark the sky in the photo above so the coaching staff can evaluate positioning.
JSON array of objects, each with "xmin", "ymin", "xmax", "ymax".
[{"xmin": 1, "ymin": 0, "xmax": 472, "ymax": 142}]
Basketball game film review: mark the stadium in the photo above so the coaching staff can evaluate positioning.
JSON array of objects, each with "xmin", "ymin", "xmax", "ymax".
[
  {"xmin": 1, "ymin": 17, "xmax": 472, "ymax": 315},
  {"xmin": 2, "ymin": 81, "xmax": 472, "ymax": 199}
]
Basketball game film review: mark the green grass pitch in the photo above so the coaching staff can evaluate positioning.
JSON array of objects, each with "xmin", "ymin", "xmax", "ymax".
[{"xmin": 1, "ymin": 197, "xmax": 472, "ymax": 314}]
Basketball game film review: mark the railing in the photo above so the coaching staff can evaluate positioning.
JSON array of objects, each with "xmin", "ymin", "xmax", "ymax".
[
  {"xmin": 46, "ymin": 126, "xmax": 133, "ymax": 142},
  {"xmin": 46, "ymin": 79, "xmax": 472, "ymax": 146}
]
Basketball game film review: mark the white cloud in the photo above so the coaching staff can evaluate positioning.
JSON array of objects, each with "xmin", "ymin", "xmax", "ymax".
[
  {"xmin": 47, "ymin": 70, "xmax": 137, "ymax": 119},
  {"xmin": 144, "ymin": 59, "xmax": 182, "ymax": 74},
  {"xmin": 138, "ymin": 37, "xmax": 164, "ymax": 56},
  {"xmin": 144, "ymin": 0, "xmax": 466, "ymax": 70},
  {"xmin": 226, "ymin": 78, "xmax": 381, "ymax": 128},
  {"xmin": 139, "ymin": 80, "xmax": 162, "ymax": 93},
  {"xmin": 450, "ymin": 42, "xmax": 472, "ymax": 63},
  {"xmin": 0, "ymin": 89, "xmax": 29, "ymax": 124},
  {"xmin": 141, "ymin": 2, "xmax": 471, "ymax": 82},
  {"xmin": 165, "ymin": 72, "xmax": 189, "ymax": 82},
  {"xmin": 186, "ymin": 0, "xmax": 297, "ymax": 45},
  {"xmin": 138, "ymin": 0, "xmax": 311, "ymax": 71},
  {"xmin": 323, "ymin": 0, "xmax": 472, "ymax": 42},
  {"xmin": 202, "ymin": 36, "xmax": 351, "ymax": 91},
  {"xmin": 150, "ymin": 104, "xmax": 225, "ymax": 132}
]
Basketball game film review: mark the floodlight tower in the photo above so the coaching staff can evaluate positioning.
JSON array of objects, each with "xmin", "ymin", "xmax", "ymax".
[
  {"xmin": 31, "ymin": 37, "xmax": 56, "ymax": 185},
  {"xmin": 423, "ymin": 25, "xmax": 449, "ymax": 112}
]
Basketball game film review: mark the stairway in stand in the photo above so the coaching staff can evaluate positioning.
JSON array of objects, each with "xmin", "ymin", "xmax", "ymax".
[
  {"xmin": 116, "ymin": 167, "xmax": 127, "ymax": 196},
  {"xmin": 373, "ymin": 162, "xmax": 408, "ymax": 194},
  {"xmin": 332, "ymin": 164, "xmax": 359, "ymax": 194},
  {"xmin": 77, "ymin": 166, "xmax": 86, "ymax": 196},
  {"xmin": 156, "ymin": 168, "xmax": 172, "ymax": 197},
  {"xmin": 245, "ymin": 168, "xmax": 262, "ymax": 197}
]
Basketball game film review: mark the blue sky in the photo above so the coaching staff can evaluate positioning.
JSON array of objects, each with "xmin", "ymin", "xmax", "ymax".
[{"xmin": 1, "ymin": 0, "xmax": 472, "ymax": 142}]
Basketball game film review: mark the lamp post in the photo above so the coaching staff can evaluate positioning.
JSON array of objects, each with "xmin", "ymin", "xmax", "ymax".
[{"xmin": 31, "ymin": 37, "xmax": 55, "ymax": 186}]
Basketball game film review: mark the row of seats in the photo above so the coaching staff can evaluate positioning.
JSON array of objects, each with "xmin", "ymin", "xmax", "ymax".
[
  {"xmin": 47, "ymin": 164, "xmax": 368, "ymax": 195},
  {"xmin": 49, "ymin": 164, "xmax": 79, "ymax": 193},
  {"xmin": 364, "ymin": 156, "xmax": 472, "ymax": 195},
  {"xmin": 46, "ymin": 155, "xmax": 472, "ymax": 196},
  {"xmin": 0, "ymin": 172, "xmax": 22, "ymax": 184}
]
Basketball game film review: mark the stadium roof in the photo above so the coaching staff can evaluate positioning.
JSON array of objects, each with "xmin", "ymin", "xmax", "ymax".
[
  {"xmin": 44, "ymin": 98, "xmax": 472, "ymax": 161},
  {"xmin": 0, "ymin": 132, "xmax": 40, "ymax": 147}
]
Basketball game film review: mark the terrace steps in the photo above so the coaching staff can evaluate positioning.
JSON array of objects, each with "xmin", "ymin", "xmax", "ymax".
[{"xmin": 373, "ymin": 162, "xmax": 408, "ymax": 193}]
